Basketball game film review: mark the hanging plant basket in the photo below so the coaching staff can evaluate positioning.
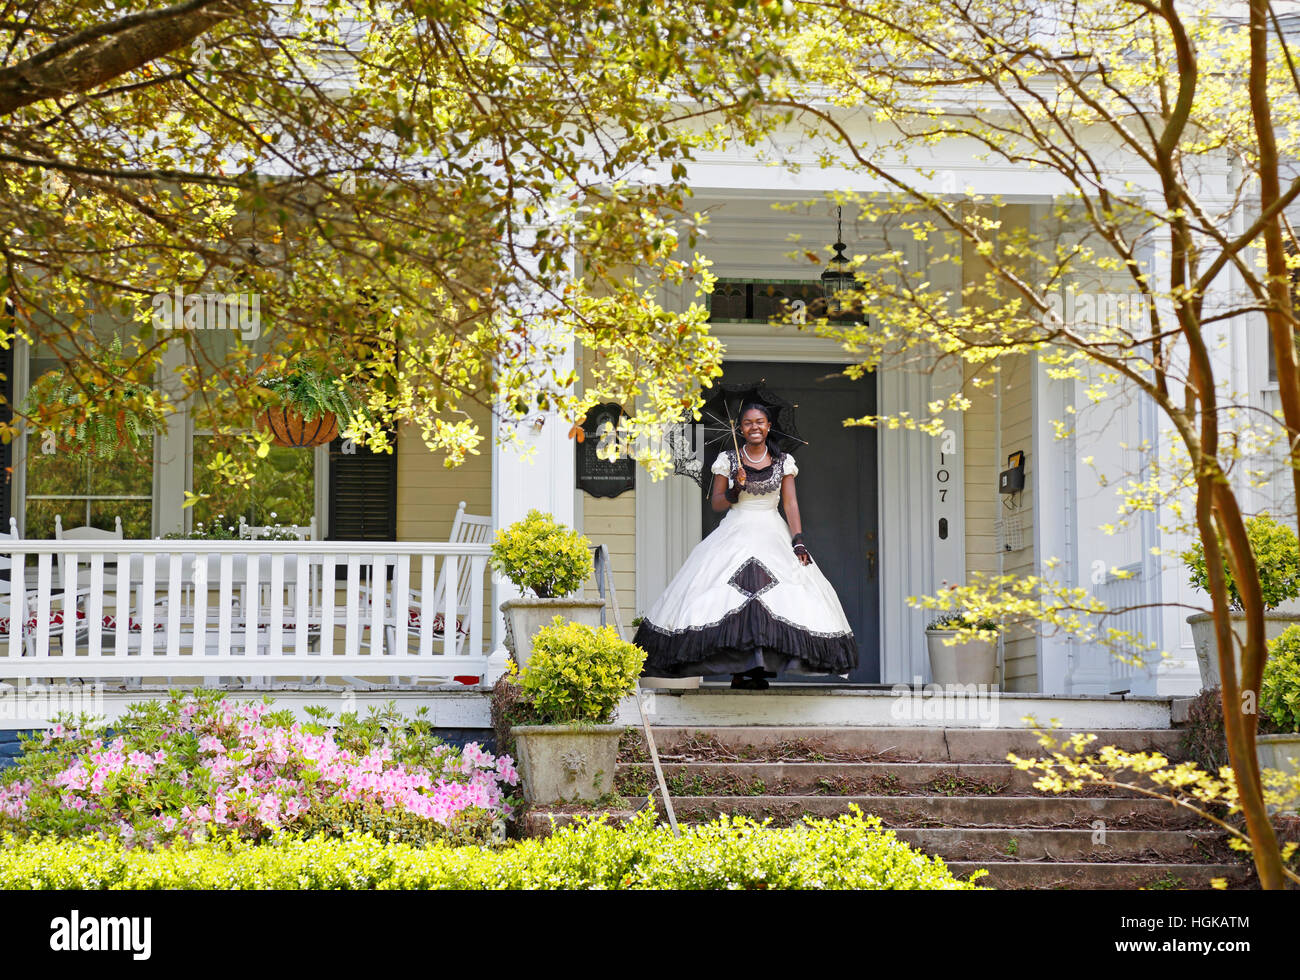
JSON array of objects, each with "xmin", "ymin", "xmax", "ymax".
[{"xmin": 257, "ymin": 407, "xmax": 339, "ymax": 448}]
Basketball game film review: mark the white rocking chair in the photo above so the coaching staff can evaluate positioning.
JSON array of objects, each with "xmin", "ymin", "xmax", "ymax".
[{"xmin": 385, "ymin": 501, "xmax": 492, "ymax": 684}]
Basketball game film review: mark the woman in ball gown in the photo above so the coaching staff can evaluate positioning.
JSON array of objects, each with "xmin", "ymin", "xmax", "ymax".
[{"xmin": 633, "ymin": 403, "xmax": 858, "ymax": 689}]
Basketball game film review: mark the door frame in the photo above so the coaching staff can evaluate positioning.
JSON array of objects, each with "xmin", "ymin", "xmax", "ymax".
[{"xmin": 635, "ymin": 322, "xmax": 968, "ymax": 684}]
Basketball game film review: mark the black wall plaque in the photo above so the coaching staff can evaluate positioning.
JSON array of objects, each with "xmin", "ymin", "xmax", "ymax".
[{"xmin": 576, "ymin": 403, "xmax": 634, "ymax": 498}]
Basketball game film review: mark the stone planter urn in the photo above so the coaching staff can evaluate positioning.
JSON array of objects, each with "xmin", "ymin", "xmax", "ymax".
[
  {"xmin": 509, "ymin": 724, "xmax": 622, "ymax": 804},
  {"xmin": 925, "ymin": 630, "xmax": 999, "ymax": 688},
  {"xmin": 1256, "ymin": 733, "xmax": 1300, "ymax": 817},
  {"xmin": 500, "ymin": 596, "xmax": 605, "ymax": 670},
  {"xmin": 1185, "ymin": 613, "xmax": 1300, "ymax": 691}
]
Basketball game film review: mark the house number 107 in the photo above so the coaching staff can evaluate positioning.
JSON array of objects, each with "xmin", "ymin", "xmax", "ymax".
[{"xmin": 936, "ymin": 428, "xmax": 957, "ymax": 506}]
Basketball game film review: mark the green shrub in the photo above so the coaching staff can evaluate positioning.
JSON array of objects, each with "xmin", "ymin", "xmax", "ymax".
[
  {"xmin": 1182, "ymin": 513, "xmax": 1300, "ymax": 611},
  {"xmin": 0, "ymin": 806, "xmax": 985, "ymax": 890},
  {"xmin": 490, "ymin": 510, "xmax": 593, "ymax": 598},
  {"xmin": 1264, "ymin": 626, "xmax": 1300, "ymax": 733},
  {"xmin": 517, "ymin": 617, "xmax": 646, "ymax": 724},
  {"xmin": 1180, "ymin": 687, "xmax": 1230, "ymax": 774}
]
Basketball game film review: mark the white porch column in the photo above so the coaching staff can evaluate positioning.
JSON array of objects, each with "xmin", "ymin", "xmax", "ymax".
[
  {"xmin": 878, "ymin": 357, "xmax": 968, "ymax": 685},
  {"xmin": 1034, "ymin": 345, "xmax": 1087, "ymax": 694},
  {"xmin": 488, "ymin": 340, "xmax": 578, "ymax": 669},
  {"xmin": 876, "ymin": 231, "xmax": 966, "ymax": 686},
  {"xmin": 153, "ymin": 337, "xmax": 190, "ymax": 537}
]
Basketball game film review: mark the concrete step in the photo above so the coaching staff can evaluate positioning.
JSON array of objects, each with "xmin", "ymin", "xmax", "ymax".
[
  {"xmin": 945, "ymin": 861, "xmax": 1254, "ymax": 890},
  {"xmin": 659, "ymin": 795, "xmax": 1204, "ymax": 829},
  {"xmin": 616, "ymin": 687, "xmax": 1174, "ymax": 730},
  {"xmin": 617, "ymin": 761, "xmax": 1148, "ymax": 797},
  {"xmin": 624, "ymin": 727, "xmax": 1186, "ymax": 764},
  {"xmin": 889, "ymin": 827, "xmax": 1228, "ymax": 863}
]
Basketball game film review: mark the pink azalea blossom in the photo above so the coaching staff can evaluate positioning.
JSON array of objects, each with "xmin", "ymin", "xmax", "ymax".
[{"xmin": 7, "ymin": 694, "xmax": 518, "ymax": 846}]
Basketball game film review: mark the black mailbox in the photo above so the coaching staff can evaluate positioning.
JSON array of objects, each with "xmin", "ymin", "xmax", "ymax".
[{"xmin": 999, "ymin": 450, "xmax": 1025, "ymax": 495}]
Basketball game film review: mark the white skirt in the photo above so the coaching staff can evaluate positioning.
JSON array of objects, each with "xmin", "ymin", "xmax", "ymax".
[{"xmin": 633, "ymin": 499, "xmax": 857, "ymax": 677}]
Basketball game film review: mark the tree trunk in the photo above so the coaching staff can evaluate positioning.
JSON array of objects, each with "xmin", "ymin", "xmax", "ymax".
[{"xmin": 1205, "ymin": 480, "xmax": 1284, "ymax": 888}]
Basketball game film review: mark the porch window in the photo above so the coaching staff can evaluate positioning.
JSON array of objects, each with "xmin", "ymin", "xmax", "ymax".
[
  {"xmin": 185, "ymin": 326, "xmax": 318, "ymax": 532},
  {"xmin": 706, "ymin": 278, "xmax": 847, "ymax": 324},
  {"xmin": 22, "ymin": 336, "xmax": 153, "ymax": 538},
  {"xmin": 190, "ymin": 433, "xmax": 316, "ymax": 530},
  {"xmin": 24, "ymin": 438, "xmax": 152, "ymax": 538}
]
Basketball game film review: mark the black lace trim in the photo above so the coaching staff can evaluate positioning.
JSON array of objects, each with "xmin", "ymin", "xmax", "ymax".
[
  {"xmin": 717, "ymin": 448, "xmax": 787, "ymax": 497},
  {"xmin": 634, "ymin": 598, "xmax": 857, "ymax": 676}
]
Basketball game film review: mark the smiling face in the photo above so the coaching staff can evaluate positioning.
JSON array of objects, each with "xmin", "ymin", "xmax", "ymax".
[{"xmin": 739, "ymin": 407, "xmax": 770, "ymax": 448}]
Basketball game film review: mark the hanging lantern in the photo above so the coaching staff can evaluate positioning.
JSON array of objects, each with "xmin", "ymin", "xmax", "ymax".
[
  {"xmin": 820, "ymin": 204, "xmax": 854, "ymax": 317},
  {"xmin": 256, "ymin": 407, "xmax": 339, "ymax": 448}
]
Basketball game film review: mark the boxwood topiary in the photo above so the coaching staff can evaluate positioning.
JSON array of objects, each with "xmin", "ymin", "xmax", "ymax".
[
  {"xmin": 490, "ymin": 510, "xmax": 594, "ymax": 598},
  {"xmin": 1182, "ymin": 513, "xmax": 1300, "ymax": 612},
  {"xmin": 517, "ymin": 617, "xmax": 646, "ymax": 725},
  {"xmin": 1263, "ymin": 625, "xmax": 1300, "ymax": 733}
]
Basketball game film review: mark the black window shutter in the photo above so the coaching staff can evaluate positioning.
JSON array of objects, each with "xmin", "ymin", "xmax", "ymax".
[{"xmin": 327, "ymin": 434, "xmax": 397, "ymax": 542}]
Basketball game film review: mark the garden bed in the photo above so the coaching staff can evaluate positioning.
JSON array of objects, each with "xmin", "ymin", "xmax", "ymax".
[{"xmin": 0, "ymin": 807, "xmax": 984, "ymax": 889}]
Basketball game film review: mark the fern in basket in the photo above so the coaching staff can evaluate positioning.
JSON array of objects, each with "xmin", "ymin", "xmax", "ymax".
[
  {"xmin": 21, "ymin": 336, "xmax": 164, "ymax": 459},
  {"xmin": 257, "ymin": 361, "xmax": 359, "ymax": 423}
]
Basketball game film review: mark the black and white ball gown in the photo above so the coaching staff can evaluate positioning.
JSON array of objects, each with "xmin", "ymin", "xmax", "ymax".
[{"xmin": 634, "ymin": 448, "xmax": 858, "ymax": 678}]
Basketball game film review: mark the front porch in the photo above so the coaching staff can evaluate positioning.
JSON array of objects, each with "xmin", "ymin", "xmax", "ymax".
[
  {"xmin": 0, "ymin": 679, "xmax": 1181, "ymax": 733},
  {"xmin": 3, "ymin": 199, "xmax": 1225, "ymax": 700}
]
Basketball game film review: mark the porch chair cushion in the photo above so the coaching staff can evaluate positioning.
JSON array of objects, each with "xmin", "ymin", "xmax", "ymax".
[
  {"xmin": 406, "ymin": 606, "xmax": 468, "ymax": 636},
  {"xmin": 0, "ymin": 608, "xmax": 87, "ymax": 635},
  {"xmin": 255, "ymin": 621, "xmax": 323, "ymax": 633},
  {"xmin": 99, "ymin": 613, "xmax": 166, "ymax": 632}
]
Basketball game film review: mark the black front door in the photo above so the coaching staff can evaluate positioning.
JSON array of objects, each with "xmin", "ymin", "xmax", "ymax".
[{"xmin": 700, "ymin": 361, "xmax": 879, "ymax": 683}]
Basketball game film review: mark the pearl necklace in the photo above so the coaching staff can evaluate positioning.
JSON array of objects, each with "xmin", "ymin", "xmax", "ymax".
[{"xmin": 741, "ymin": 443, "xmax": 769, "ymax": 466}]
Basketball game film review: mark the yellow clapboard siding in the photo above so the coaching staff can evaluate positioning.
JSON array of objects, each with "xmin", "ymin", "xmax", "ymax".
[{"xmin": 394, "ymin": 403, "xmax": 495, "ymax": 642}]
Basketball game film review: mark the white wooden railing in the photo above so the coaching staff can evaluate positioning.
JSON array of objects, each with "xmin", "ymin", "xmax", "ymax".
[
  {"xmin": 0, "ymin": 540, "xmax": 492, "ymax": 683},
  {"xmin": 1096, "ymin": 562, "xmax": 1147, "ymax": 689}
]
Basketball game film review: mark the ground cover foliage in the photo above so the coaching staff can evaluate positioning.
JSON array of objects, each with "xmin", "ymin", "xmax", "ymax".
[{"xmin": 0, "ymin": 805, "xmax": 984, "ymax": 890}]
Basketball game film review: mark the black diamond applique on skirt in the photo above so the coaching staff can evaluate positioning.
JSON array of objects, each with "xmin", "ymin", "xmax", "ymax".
[{"xmin": 728, "ymin": 558, "xmax": 778, "ymax": 599}]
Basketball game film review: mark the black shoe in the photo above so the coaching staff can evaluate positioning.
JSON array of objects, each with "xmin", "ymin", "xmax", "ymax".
[{"xmin": 730, "ymin": 672, "xmax": 769, "ymax": 690}]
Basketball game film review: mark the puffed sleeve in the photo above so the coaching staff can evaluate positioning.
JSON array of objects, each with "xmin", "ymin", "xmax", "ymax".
[
  {"xmin": 711, "ymin": 451, "xmax": 735, "ymax": 479},
  {"xmin": 783, "ymin": 453, "xmax": 799, "ymax": 478}
]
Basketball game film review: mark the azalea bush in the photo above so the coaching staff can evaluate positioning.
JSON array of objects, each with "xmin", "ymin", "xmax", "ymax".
[
  {"xmin": 0, "ymin": 692, "xmax": 519, "ymax": 849},
  {"xmin": 0, "ymin": 806, "xmax": 983, "ymax": 890}
]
